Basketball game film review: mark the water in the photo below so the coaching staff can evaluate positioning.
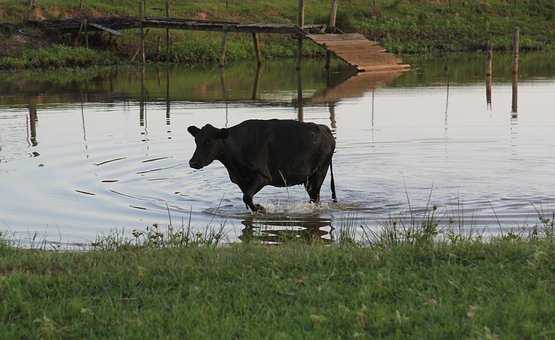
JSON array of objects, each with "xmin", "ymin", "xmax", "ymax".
[{"xmin": 1, "ymin": 53, "xmax": 555, "ymax": 245}]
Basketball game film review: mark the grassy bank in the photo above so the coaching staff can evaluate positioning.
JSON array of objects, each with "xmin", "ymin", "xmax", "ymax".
[
  {"xmin": 1, "ymin": 0, "xmax": 555, "ymax": 69},
  {"xmin": 1, "ymin": 224, "xmax": 554, "ymax": 338}
]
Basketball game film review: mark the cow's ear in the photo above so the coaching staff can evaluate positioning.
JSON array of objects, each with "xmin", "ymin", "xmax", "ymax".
[
  {"xmin": 217, "ymin": 128, "xmax": 229, "ymax": 139},
  {"xmin": 187, "ymin": 126, "xmax": 200, "ymax": 137}
]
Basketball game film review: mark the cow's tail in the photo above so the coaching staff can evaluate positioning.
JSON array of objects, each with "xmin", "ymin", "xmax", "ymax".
[{"xmin": 330, "ymin": 158, "xmax": 337, "ymax": 203}]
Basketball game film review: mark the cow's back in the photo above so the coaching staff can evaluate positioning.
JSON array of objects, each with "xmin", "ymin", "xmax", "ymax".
[{"xmin": 228, "ymin": 119, "xmax": 334, "ymax": 186}]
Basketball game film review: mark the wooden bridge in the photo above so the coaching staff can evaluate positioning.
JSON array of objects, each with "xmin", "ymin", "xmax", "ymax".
[
  {"xmin": 306, "ymin": 33, "xmax": 409, "ymax": 73},
  {"xmin": 23, "ymin": 0, "xmax": 408, "ymax": 73}
]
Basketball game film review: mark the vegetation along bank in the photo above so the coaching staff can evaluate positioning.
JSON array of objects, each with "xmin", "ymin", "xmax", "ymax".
[
  {"xmin": 1, "ymin": 0, "xmax": 555, "ymax": 69},
  {"xmin": 1, "ymin": 221, "xmax": 554, "ymax": 338}
]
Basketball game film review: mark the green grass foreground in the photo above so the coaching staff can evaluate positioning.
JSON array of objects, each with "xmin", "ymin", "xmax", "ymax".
[{"xmin": 1, "ymin": 233, "xmax": 554, "ymax": 338}]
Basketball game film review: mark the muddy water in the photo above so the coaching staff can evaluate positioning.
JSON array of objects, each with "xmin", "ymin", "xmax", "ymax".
[{"xmin": 1, "ymin": 53, "xmax": 554, "ymax": 246}]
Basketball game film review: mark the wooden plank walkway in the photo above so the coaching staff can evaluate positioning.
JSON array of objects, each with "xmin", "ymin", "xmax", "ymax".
[
  {"xmin": 29, "ymin": 16, "xmax": 326, "ymax": 35},
  {"xmin": 306, "ymin": 33, "xmax": 410, "ymax": 73}
]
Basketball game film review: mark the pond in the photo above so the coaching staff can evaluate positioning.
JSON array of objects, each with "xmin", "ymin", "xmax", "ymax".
[{"xmin": 1, "ymin": 52, "xmax": 555, "ymax": 246}]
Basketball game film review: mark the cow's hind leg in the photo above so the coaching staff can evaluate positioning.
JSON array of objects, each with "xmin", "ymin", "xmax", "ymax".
[
  {"xmin": 241, "ymin": 176, "xmax": 267, "ymax": 213},
  {"xmin": 305, "ymin": 167, "xmax": 329, "ymax": 203}
]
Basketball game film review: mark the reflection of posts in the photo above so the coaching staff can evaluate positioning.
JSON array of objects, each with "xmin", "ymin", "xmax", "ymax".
[
  {"xmin": 485, "ymin": 44, "xmax": 493, "ymax": 109},
  {"xmin": 512, "ymin": 27, "xmax": 519, "ymax": 115},
  {"xmin": 139, "ymin": 65, "xmax": 146, "ymax": 127},
  {"xmin": 328, "ymin": 103, "xmax": 336, "ymax": 130},
  {"xmin": 371, "ymin": 89, "xmax": 375, "ymax": 128},
  {"xmin": 220, "ymin": 67, "xmax": 229, "ymax": 126},
  {"xmin": 251, "ymin": 64, "xmax": 262, "ymax": 100},
  {"xmin": 80, "ymin": 93, "xmax": 89, "ymax": 157},
  {"xmin": 165, "ymin": 66, "xmax": 171, "ymax": 125},
  {"xmin": 252, "ymin": 33, "xmax": 262, "ymax": 67},
  {"xmin": 444, "ymin": 63, "xmax": 450, "ymax": 130},
  {"xmin": 296, "ymin": 66, "xmax": 304, "ymax": 122},
  {"xmin": 28, "ymin": 105, "xmax": 38, "ymax": 146},
  {"xmin": 219, "ymin": 31, "xmax": 228, "ymax": 68}
]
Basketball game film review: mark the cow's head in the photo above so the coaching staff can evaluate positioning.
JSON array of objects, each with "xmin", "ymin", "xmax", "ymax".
[{"xmin": 187, "ymin": 124, "xmax": 229, "ymax": 169}]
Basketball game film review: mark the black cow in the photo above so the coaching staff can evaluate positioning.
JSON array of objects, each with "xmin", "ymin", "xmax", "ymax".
[{"xmin": 187, "ymin": 119, "xmax": 336, "ymax": 213}]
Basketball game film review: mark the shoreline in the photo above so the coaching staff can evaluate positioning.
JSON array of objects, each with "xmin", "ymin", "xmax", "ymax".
[
  {"xmin": 1, "ymin": 1, "xmax": 554, "ymax": 70},
  {"xmin": 1, "ymin": 226, "xmax": 553, "ymax": 338}
]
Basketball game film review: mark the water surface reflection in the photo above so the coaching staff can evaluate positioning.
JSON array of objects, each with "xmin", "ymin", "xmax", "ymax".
[{"xmin": 1, "ymin": 52, "xmax": 555, "ymax": 245}]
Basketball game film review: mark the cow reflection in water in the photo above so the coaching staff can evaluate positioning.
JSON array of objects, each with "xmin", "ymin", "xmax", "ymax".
[
  {"xmin": 188, "ymin": 119, "xmax": 337, "ymax": 213},
  {"xmin": 240, "ymin": 219, "xmax": 332, "ymax": 244}
]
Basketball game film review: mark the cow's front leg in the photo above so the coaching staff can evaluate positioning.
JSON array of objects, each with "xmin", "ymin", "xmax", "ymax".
[{"xmin": 241, "ymin": 176, "xmax": 267, "ymax": 213}]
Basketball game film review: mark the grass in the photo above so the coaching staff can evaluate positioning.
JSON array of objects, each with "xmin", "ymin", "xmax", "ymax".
[
  {"xmin": 1, "ymin": 213, "xmax": 554, "ymax": 338},
  {"xmin": 0, "ymin": 44, "xmax": 120, "ymax": 69},
  {"xmin": 1, "ymin": 1, "xmax": 555, "ymax": 69}
]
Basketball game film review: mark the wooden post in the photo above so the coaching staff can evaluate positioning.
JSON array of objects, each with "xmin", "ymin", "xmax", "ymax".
[
  {"xmin": 512, "ymin": 27, "xmax": 519, "ymax": 114},
  {"xmin": 140, "ymin": 0, "xmax": 146, "ymax": 64},
  {"xmin": 296, "ymin": 1, "xmax": 304, "ymax": 71},
  {"xmin": 252, "ymin": 33, "xmax": 261, "ymax": 66},
  {"xmin": 156, "ymin": 36, "xmax": 161, "ymax": 61},
  {"xmin": 219, "ymin": 31, "xmax": 228, "ymax": 67},
  {"xmin": 298, "ymin": 0, "xmax": 305, "ymax": 29},
  {"xmin": 329, "ymin": 0, "xmax": 338, "ymax": 33},
  {"xmin": 28, "ymin": 105, "xmax": 38, "ymax": 147},
  {"xmin": 165, "ymin": 0, "xmax": 170, "ymax": 62},
  {"xmin": 485, "ymin": 43, "xmax": 493, "ymax": 108},
  {"xmin": 84, "ymin": 17, "xmax": 89, "ymax": 49},
  {"xmin": 325, "ymin": 51, "xmax": 331, "ymax": 70}
]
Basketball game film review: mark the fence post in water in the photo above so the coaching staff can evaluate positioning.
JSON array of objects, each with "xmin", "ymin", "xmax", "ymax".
[
  {"xmin": 512, "ymin": 27, "xmax": 519, "ymax": 114},
  {"xmin": 252, "ymin": 33, "xmax": 262, "ymax": 66},
  {"xmin": 28, "ymin": 105, "xmax": 38, "ymax": 147},
  {"xmin": 485, "ymin": 42, "xmax": 493, "ymax": 108},
  {"xmin": 140, "ymin": 0, "xmax": 146, "ymax": 64},
  {"xmin": 219, "ymin": 31, "xmax": 228, "ymax": 67},
  {"xmin": 165, "ymin": 0, "xmax": 171, "ymax": 62},
  {"xmin": 165, "ymin": 65, "xmax": 170, "ymax": 125}
]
